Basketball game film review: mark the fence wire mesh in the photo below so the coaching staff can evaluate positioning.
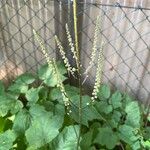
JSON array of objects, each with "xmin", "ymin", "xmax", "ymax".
[{"xmin": 0, "ymin": 0, "xmax": 150, "ymax": 103}]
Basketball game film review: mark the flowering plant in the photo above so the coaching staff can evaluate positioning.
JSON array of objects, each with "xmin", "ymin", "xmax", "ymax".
[{"xmin": 0, "ymin": 0, "xmax": 150, "ymax": 150}]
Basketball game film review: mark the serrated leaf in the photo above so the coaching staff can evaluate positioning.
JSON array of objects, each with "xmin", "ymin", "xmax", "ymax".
[
  {"xmin": 13, "ymin": 105, "xmax": 54, "ymax": 137},
  {"xmin": 111, "ymin": 91, "xmax": 122, "ymax": 109},
  {"xmin": 98, "ymin": 84, "xmax": 111, "ymax": 99},
  {"xmin": 25, "ymin": 104, "xmax": 63, "ymax": 149},
  {"xmin": 29, "ymin": 104, "xmax": 53, "ymax": 119},
  {"xmin": 0, "ymin": 96, "xmax": 23, "ymax": 117},
  {"xmin": 25, "ymin": 113, "xmax": 63, "ymax": 149},
  {"xmin": 70, "ymin": 96, "xmax": 103, "ymax": 126},
  {"xmin": 49, "ymin": 125, "xmax": 79, "ymax": 150},
  {"xmin": 49, "ymin": 88, "xmax": 62, "ymax": 100},
  {"xmin": 0, "ymin": 130, "xmax": 16, "ymax": 150},
  {"xmin": 65, "ymin": 85, "xmax": 80, "ymax": 97},
  {"xmin": 44, "ymin": 101, "xmax": 65, "ymax": 118},
  {"xmin": 15, "ymin": 73, "xmax": 35, "ymax": 84},
  {"xmin": 95, "ymin": 101, "xmax": 113, "ymax": 114},
  {"xmin": 80, "ymin": 130, "xmax": 93, "ymax": 149},
  {"xmin": 118, "ymin": 125, "xmax": 139, "ymax": 145},
  {"xmin": 25, "ymin": 87, "xmax": 41, "ymax": 104},
  {"xmin": 38, "ymin": 63, "xmax": 53, "ymax": 80},
  {"xmin": 38, "ymin": 87, "xmax": 48, "ymax": 101},
  {"xmin": 8, "ymin": 74, "xmax": 35, "ymax": 94},
  {"xmin": 125, "ymin": 101, "xmax": 141, "ymax": 128},
  {"xmin": 10, "ymin": 100, "xmax": 23, "ymax": 115},
  {"xmin": 38, "ymin": 63, "xmax": 67, "ymax": 87},
  {"xmin": 94, "ymin": 127, "xmax": 119, "ymax": 149},
  {"xmin": 132, "ymin": 141, "xmax": 141, "ymax": 150},
  {"xmin": 56, "ymin": 61, "xmax": 67, "ymax": 75},
  {"xmin": 13, "ymin": 109, "xmax": 31, "ymax": 136},
  {"xmin": 8, "ymin": 83, "xmax": 28, "ymax": 94},
  {"xmin": 49, "ymin": 85, "xmax": 79, "ymax": 102},
  {"xmin": 112, "ymin": 110, "xmax": 122, "ymax": 122},
  {"xmin": 38, "ymin": 64, "xmax": 56, "ymax": 87},
  {"xmin": 123, "ymin": 94, "xmax": 133, "ymax": 107},
  {"xmin": 108, "ymin": 110, "xmax": 122, "ymax": 128}
]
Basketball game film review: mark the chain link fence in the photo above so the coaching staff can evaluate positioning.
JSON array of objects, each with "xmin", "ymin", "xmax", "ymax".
[{"xmin": 0, "ymin": 0, "xmax": 150, "ymax": 103}]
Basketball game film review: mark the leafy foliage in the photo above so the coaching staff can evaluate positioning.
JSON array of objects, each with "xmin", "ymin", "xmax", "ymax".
[
  {"xmin": 49, "ymin": 125, "xmax": 79, "ymax": 150},
  {"xmin": 94, "ymin": 127, "xmax": 119, "ymax": 149},
  {"xmin": 0, "ymin": 130, "xmax": 16, "ymax": 150},
  {"xmin": 0, "ymin": 63, "xmax": 149, "ymax": 150}
]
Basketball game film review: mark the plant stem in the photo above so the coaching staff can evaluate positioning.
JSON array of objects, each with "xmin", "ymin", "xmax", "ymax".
[
  {"xmin": 73, "ymin": 0, "xmax": 82, "ymax": 149},
  {"xmin": 144, "ymin": 103, "xmax": 150, "ymax": 127},
  {"xmin": 120, "ymin": 143, "xmax": 125, "ymax": 150},
  {"xmin": 77, "ymin": 72, "xmax": 82, "ymax": 150}
]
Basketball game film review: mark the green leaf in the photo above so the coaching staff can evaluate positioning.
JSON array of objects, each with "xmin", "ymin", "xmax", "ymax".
[
  {"xmin": 112, "ymin": 110, "xmax": 122, "ymax": 122},
  {"xmin": 125, "ymin": 101, "xmax": 141, "ymax": 128},
  {"xmin": 108, "ymin": 111, "xmax": 122, "ymax": 128},
  {"xmin": 25, "ymin": 87, "xmax": 41, "ymax": 104},
  {"xmin": 14, "ymin": 104, "xmax": 56, "ymax": 137},
  {"xmin": 95, "ymin": 101, "xmax": 113, "ymax": 114},
  {"xmin": 0, "ymin": 81, "xmax": 5, "ymax": 95},
  {"xmin": 144, "ymin": 127, "xmax": 150, "ymax": 139},
  {"xmin": 13, "ymin": 109, "xmax": 31, "ymax": 136},
  {"xmin": 29, "ymin": 104, "xmax": 53, "ymax": 119},
  {"xmin": 38, "ymin": 63, "xmax": 67, "ymax": 87},
  {"xmin": 65, "ymin": 85, "xmax": 80, "ymax": 98},
  {"xmin": 0, "ymin": 130, "xmax": 16, "ymax": 150},
  {"xmin": 56, "ymin": 61, "xmax": 67, "ymax": 75},
  {"xmin": 122, "ymin": 94, "xmax": 133, "ymax": 107},
  {"xmin": 38, "ymin": 63, "xmax": 52, "ymax": 80},
  {"xmin": 118, "ymin": 125, "xmax": 139, "ymax": 145},
  {"xmin": 98, "ymin": 84, "xmax": 111, "ymax": 99},
  {"xmin": 38, "ymin": 64, "xmax": 56, "ymax": 87},
  {"xmin": 49, "ymin": 85, "xmax": 79, "ymax": 102},
  {"xmin": 39, "ymin": 87, "xmax": 48, "ymax": 101},
  {"xmin": 80, "ymin": 130, "xmax": 93, "ymax": 149},
  {"xmin": 44, "ymin": 101, "xmax": 65, "ymax": 118},
  {"xmin": 2, "ymin": 119, "xmax": 13, "ymax": 132},
  {"xmin": 15, "ymin": 73, "xmax": 35, "ymax": 84},
  {"xmin": 94, "ymin": 127, "xmax": 119, "ymax": 149},
  {"xmin": 8, "ymin": 74, "xmax": 35, "ymax": 94},
  {"xmin": 0, "ymin": 95, "xmax": 23, "ymax": 117},
  {"xmin": 143, "ymin": 140, "xmax": 150, "ymax": 149},
  {"xmin": 49, "ymin": 125, "xmax": 79, "ymax": 150},
  {"xmin": 70, "ymin": 96, "xmax": 103, "ymax": 126},
  {"xmin": 8, "ymin": 83, "xmax": 28, "ymax": 94},
  {"xmin": 49, "ymin": 88, "xmax": 62, "ymax": 101},
  {"xmin": 0, "ymin": 117, "xmax": 6, "ymax": 133},
  {"xmin": 11, "ymin": 100, "xmax": 23, "ymax": 115},
  {"xmin": 132, "ymin": 141, "xmax": 141, "ymax": 150},
  {"xmin": 25, "ymin": 105, "xmax": 64, "ymax": 149},
  {"xmin": 111, "ymin": 91, "xmax": 122, "ymax": 109}
]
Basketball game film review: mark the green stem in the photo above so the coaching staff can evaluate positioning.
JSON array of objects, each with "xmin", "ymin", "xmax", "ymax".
[
  {"xmin": 77, "ymin": 72, "xmax": 82, "ymax": 150},
  {"xmin": 144, "ymin": 103, "xmax": 150, "ymax": 127},
  {"xmin": 73, "ymin": 0, "xmax": 82, "ymax": 149}
]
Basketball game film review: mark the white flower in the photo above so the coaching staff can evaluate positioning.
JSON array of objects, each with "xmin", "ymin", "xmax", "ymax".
[
  {"xmin": 55, "ymin": 35, "xmax": 76, "ymax": 75},
  {"xmin": 91, "ymin": 42, "xmax": 104, "ymax": 102},
  {"xmin": 33, "ymin": 30, "xmax": 71, "ymax": 112},
  {"xmin": 65, "ymin": 24, "xmax": 78, "ymax": 68},
  {"xmin": 84, "ymin": 16, "xmax": 101, "ymax": 75}
]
